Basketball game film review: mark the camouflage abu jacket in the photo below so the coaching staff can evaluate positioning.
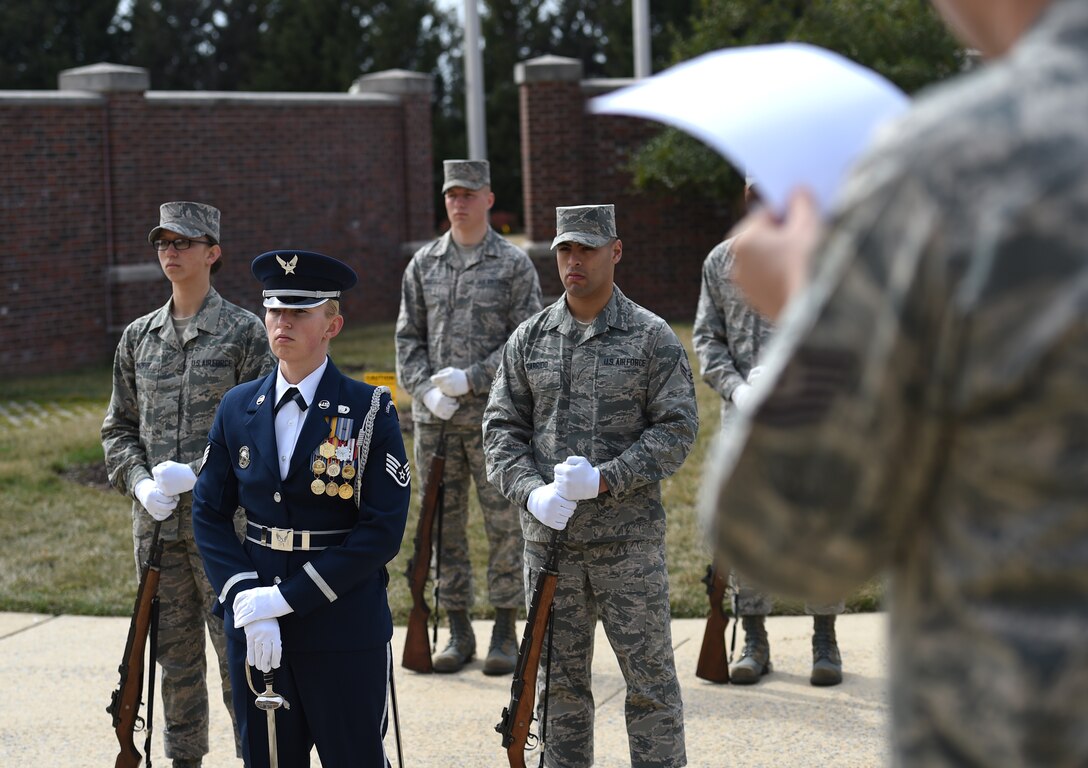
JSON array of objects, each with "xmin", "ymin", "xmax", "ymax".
[
  {"xmin": 692, "ymin": 236, "xmax": 774, "ymax": 426},
  {"xmin": 395, "ymin": 226, "xmax": 542, "ymax": 429},
  {"xmin": 483, "ymin": 286, "xmax": 698, "ymax": 544},
  {"xmin": 102, "ymin": 287, "xmax": 274, "ymax": 540}
]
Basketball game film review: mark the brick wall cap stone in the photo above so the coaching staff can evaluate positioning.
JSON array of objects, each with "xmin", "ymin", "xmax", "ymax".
[
  {"xmin": 515, "ymin": 56, "xmax": 583, "ymax": 85},
  {"xmin": 58, "ymin": 63, "xmax": 149, "ymax": 93},
  {"xmin": 350, "ymin": 69, "xmax": 433, "ymax": 97}
]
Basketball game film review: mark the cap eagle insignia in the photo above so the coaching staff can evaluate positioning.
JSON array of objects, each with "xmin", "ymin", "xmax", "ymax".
[{"xmin": 276, "ymin": 254, "xmax": 299, "ymax": 275}]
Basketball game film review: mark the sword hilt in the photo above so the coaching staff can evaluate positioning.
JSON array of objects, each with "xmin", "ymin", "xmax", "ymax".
[{"xmin": 248, "ymin": 666, "xmax": 290, "ymax": 710}]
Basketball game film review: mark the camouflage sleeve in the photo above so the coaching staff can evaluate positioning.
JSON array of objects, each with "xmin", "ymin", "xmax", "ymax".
[
  {"xmin": 101, "ymin": 327, "xmax": 150, "ymax": 496},
  {"xmin": 394, "ymin": 254, "xmax": 435, "ymax": 400},
  {"xmin": 598, "ymin": 324, "xmax": 699, "ymax": 496},
  {"xmin": 181, "ymin": 314, "xmax": 274, "ymax": 477},
  {"xmin": 238, "ymin": 316, "xmax": 276, "ymax": 383},
  {"xmin": 703, "ymin": 171, "xmax": 946, "ymax": 602},
  {"xmin": 692, "ymin": 245, "xmax": 745, "ymax": 401},
  {"xmin": 482, "ymin": 328, "xmax": 545, "ymax": 509},
  {"xmin": 466, "ymin": 252, "xmax": 543, "ymax": 396}
]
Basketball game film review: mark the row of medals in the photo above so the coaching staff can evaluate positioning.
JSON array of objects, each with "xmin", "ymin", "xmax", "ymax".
[{"xmin": 311, "ymin": 417, "xmax": 356, "ymax": 499}]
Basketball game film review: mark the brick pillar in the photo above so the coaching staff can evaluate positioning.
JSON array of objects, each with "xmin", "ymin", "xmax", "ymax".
[
  {"xmin": 516, "ymin": 56, "xmax": 584, "ymax": 244},
  {"xmin": 351, "ymin": 69, "xmax": 434, "ymax": 241},
  {"xmin": 58, "ymin": 63, "xmax": 151, "ymax": 337}
]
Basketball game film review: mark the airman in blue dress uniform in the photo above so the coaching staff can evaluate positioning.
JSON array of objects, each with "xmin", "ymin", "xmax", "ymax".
[{"xmin": 193, "ymin": 249, "xmax": 411, "ymax": 767}]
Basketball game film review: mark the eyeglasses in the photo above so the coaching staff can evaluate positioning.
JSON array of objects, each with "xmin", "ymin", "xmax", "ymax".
[{"xmin": 152, "ymin": 238, "xmax": 213, "ymax": 252}]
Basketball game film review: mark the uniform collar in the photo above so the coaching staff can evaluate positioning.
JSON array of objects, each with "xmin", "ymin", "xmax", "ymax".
[
  {"xmin": 543, "ymin": 285, "xmax": 631, "ymax": 338},
  {"xmin": 274, "ymin": 356, "xmax": 329, "ymax": 410},
  {"xmin": 147, "ymin": 286, "xmax": 224, "ymax": 334},
  {"xmin": 437, "ymin": 227, "xmax": 500, "ymax": 263}
]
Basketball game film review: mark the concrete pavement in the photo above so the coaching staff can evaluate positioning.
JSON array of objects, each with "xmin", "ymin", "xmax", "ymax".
[{"xmin": 0, "ymin": 612, "xmax": 890, "ymax": 767}]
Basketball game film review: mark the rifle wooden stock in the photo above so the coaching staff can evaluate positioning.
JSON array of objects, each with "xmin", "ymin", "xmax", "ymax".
[
  {"xmin": 107, "ymin": 521, "xmax": 164, "ymax": 768},
  {"xmin": 695, "ymin": 564, "xmax": 731, "ymax": 684},
  {"xmin": 496, "ymin": 531, "xmax": 561, "ymax": 768},
  {"xmin": 401, "ymin": 424, "xmax": 447, "ymax": 673}
]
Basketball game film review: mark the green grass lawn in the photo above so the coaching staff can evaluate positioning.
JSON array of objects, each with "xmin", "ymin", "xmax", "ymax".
[{"xmin": 0, "ymin": 321, "xmax": 881, "ymax": 620}]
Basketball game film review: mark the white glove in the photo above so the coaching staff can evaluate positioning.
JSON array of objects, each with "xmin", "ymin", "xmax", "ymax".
[
  {"xmin": 244, "ymin": 618, "xmax": 282, "ymax": 673},
  {"xmin": 746, "ymin": 366, "xmax": 765, "ymax": 386},
  {"xmin": 731, "ymin": 383, "xmax": 754, "ymax": 412},
  {"xmin": 526, "ymin": 483, "xmax": 577, "ymax": 530},
  {"xmin": 553, "ymin": 456, "xmax": 601, "ymax": 501},
  {"xmin": 430, "ymin": 367, "xmax": 470, "ymax": 397},
  {"xmin": 422, "ymin": 387, "xmax": 460, "ymax": 420},
  {"xmin": 152, "ymin": 460, "xmax": 198, "ymax": 496},
  {"xmin": 233, "ymin": 586, "xmax": 294, "ymax": 628},
  {"xmin": 134, "ymin": 477, "xmax": 180, "ymax": 522}
]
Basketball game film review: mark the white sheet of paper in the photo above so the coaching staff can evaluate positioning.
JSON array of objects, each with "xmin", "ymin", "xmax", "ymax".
[{"xmin": 588, "ymin": 43, "xmax": 910, "ymax": 215}]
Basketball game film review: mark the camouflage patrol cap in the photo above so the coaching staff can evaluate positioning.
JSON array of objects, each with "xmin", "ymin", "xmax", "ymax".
[
  {"xmin": 551, "ymin": 204, "xmax": 617, "ymax": 249},
  {"xmin": 148, "ymin": 201, "xmax": 221, "ymax": 244},
  {"xmin": 442, "ymin": 159, "xmax": 491, "ymax": 193}
]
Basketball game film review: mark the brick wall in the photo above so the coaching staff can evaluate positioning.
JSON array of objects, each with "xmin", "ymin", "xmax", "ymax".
[
  {"xmin": 0, "ymin": 64, "xmax": 433, "ymax": 376},
  {"xmin": 517, "ymin": 56, "xmax": 735, "ymax": 320}
]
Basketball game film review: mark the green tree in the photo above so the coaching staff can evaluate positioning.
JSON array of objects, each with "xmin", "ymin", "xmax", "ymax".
[
  {"xmin": 631, "ymin": 0, "xmax": 964, "ymax": 203},
  {"xmin": 122, "ymin": 0, "xmax": 223, "ymax": 89},
  {"xmin": 0, "ymin": 0, "xmax": 125, "ymax": 88},
  {"xmin": 545, "ymin": 0, "xmax": 697, "ymax": 78}
]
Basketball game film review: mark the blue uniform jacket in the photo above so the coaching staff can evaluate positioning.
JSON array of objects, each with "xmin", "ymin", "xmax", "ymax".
[{"xmin": 193, "ymin": 359, "xmax": 410, "ymax": 653}]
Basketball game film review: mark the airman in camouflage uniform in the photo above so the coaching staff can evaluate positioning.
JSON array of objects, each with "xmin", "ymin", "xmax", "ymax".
[
  {"xmin": 704, "ymin": 0, "xmax": 1088, "ymax": 765},
  {"xmin": 396, "ymin": 159, "xmax": 543, "ymax": 674},
  {"xmin": 693, "ymin": 205, "xmax": 845, "ymax": 687},
  {"xmin": 484, "ymin": 204, "xmax": 696, "ymax": 768},
  {"xmin": 102, "ymin": 201, "xmax": 274, "ymax": 768}
]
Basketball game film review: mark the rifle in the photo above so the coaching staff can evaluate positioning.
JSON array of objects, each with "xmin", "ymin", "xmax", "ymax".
[
  {"xmin": 695, "ymin": 563, "xmax": 731, "ymax": 684},
  {"xmin": 496, "ymin": 530, "xmax": 561, "ymax": 768},
  {"xmin": 107, "ymin": 520, "xmax": 164, "ymax": 768},
  {"xmin": 401, "ymin": 423, "xmax": 447, "ymax": 673}
]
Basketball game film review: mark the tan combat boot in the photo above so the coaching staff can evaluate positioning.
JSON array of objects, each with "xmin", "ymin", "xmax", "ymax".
[
  {"xmin": 810, "ymin": 614, "xmax": 843, "ymax": 686},
  {"xmin": 482, "ymin": 607, "xmax": 518, "ymax": 676},
  {"xmin": 729, "ymin": 615, "xmax": 772, "ymax": 685},
  {"xmin": 433, "ymin": 610, "xmax": 476, "ymax": 673}
]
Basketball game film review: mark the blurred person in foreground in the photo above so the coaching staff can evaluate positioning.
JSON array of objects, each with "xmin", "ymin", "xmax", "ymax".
[
  {"xmin": 102, "ymin": 201, "xmax": 273, "ymax": 767},
  {"xmin": 693, "ymin": 180, "xmax": 845, "ymax": 686},
  {"xmin": 704, "ymin": 0, "xmax": 1088, "ymax": 765}
]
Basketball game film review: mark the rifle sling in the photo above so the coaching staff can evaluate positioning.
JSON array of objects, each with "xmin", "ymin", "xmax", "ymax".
[
  {"xmin": 433, "ymin": 475, "xmax": 444, "ymax": 649},
  {"xmin": 539, "ymin": 600, "xmax": 556, "ymax": 767},
  {"xmin": 145, "ymin": 594, "xmax": 160, "ymax": 767}
]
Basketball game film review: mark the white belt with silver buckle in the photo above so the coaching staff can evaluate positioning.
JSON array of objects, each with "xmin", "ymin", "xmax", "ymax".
[{"xmin": 246, "ymin": 522, "xmax": 351, "ymax": 552}]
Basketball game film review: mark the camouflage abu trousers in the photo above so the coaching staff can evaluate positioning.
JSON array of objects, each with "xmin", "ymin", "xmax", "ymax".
[
  {"xmin": 525, "ymin": 537, "xmax": 686, "ymax": 768},
  {"xmin": 415, "ymin": 423, "xmax": 523, "ymax": 612},
  {"xmin": 135, "ymin": 527, "xmax": 240, "ymax": 760},
  {"xmin": 729, "ymin": 571, "xmax": 844, "ymax": 616}
]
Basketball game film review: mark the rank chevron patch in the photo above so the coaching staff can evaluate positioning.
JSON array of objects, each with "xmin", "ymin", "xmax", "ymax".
[{"xmin": 385, "ymin": 454, "xmax": 411, "ymax": 487}]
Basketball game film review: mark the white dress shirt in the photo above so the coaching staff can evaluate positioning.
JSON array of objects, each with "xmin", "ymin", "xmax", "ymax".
[{"xmin": 273, "ymin": 358, "xmax": 328, "ymax": 480}]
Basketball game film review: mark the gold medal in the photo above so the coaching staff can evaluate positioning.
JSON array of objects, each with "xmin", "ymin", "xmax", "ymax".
[
  {"xmin": 311, "ymin": 478, "xmax": 326, "ymax": 495},
  {"xmin": 326, "ymin": 460, "xmax": 341, "ymax": 478},
  {"xmin": 325, "ymin": 481, "xmax": 339, "ymax": 496},
  {"xmin": 338, "ymin": 483, "xmax": 354, "ymax": 500},
  {"xmin": 319, "ymin": 442, "xmax": 336, "ymax": 459},
  {"xmin": 312, "ymin": 458, "xmax": 327, "ymax": 475},
  {"xmin": 341, "ymin": 464, "xmax": 356, "ymax": 480}
]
